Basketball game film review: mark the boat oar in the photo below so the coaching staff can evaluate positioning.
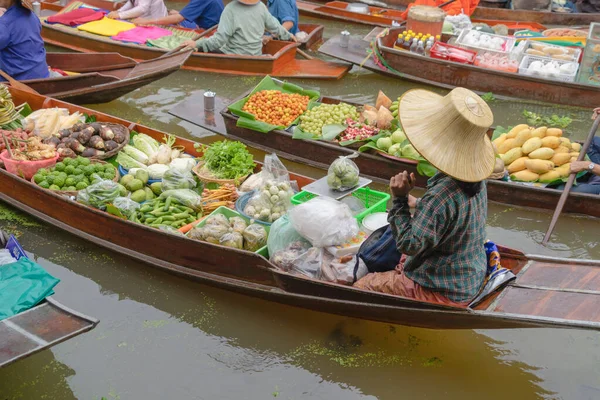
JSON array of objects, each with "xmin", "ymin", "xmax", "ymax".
[
  {"xmin": 297, "ymin": 48, "xmax": 314, "ymax": 60},
  {"xmin": 542, "ymin": 116, "xmax": 600, "ymax": 245},
  {"xmin": 0, "ymin": 69, "xmax": 40, "ymax": 95},
  {"xmin": 161, "ymin": 44, "xmax": 193, "ymax": 58}
]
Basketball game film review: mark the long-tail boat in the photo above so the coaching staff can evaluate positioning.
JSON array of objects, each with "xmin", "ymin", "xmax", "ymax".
[
  {"xmin": 308, "ymin": 0, "xmax": 600, "ymax": 26},
  {"xmin": 0, "ymin": 231, "xmax": 98, "ymax": 368},
  {"xmin": 20, "ymin": 51, "xmax": 190, "ymax": 105},
  {"xmin": 40, "ymin": 2, "xmax": 346, "ymax": 79},
  {"xmin": 2, "ymin": 86, "xmax": 600, "ymax": 331},
  {"xmin": 297, "ymin": 1, "xmax": 547, "ymax": 32},
  {"xmin": 317, "ymin": 31, "xmax": 600, "ymax": 108},
  {"xmin": 168, "ymin": 90, "xmax": 600, "ymax": 218}
]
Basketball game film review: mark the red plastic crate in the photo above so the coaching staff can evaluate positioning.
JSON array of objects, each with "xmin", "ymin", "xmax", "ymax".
[{"xmin": 430, "ymin": 41, "xmax": 477, "ymax": 65}]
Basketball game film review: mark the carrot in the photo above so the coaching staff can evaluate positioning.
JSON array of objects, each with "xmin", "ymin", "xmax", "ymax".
[{"xmin": 178, "ymin": 216, "xmax": 207, "ymax": 234}]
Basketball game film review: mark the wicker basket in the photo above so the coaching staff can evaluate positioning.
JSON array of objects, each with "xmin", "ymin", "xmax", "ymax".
[
  {"xmin": 192, "ymin": 161, "xmax": 249, "ymax": 186},
  {"xmin": 58, "ymin": 123, "xmax": 130, "ymax": 161},
  {"xmin": 31, "ymin": 159, "xmax": 120, "ymax": 196}
]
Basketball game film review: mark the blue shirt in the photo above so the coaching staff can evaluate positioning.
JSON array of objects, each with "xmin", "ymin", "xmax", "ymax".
[
  {"xmin": 267, "ymin": 0, "xmax": 298, "ymax": 34},
  {"xmin": 179, "ymin": 0, "xmax": 224, "ymax": 30},
  {"xmin": 0, "ymin": 4, "xmax": 49, "ymax": 81}
]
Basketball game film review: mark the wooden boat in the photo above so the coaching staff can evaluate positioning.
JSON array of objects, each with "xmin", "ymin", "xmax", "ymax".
[
  {"xmin": 3, "ymin": 86, "xmax": 600, "ymax": 332},
  {"xmin": 0, "ymin": 231, "xmax": 98, "ymax": 368},
  {"xmin": 309, "ymin": 0, "xmax": 600, "ymax": 26},
  {"xmin": 19, "ymin": 51, "xmax": 190, "ymax": 105},
  {"xmin": 317, "ymin": 30, "xmax": 600, "ymax": 108},
  {"xmin": 40, "ymin": 3, "xmax": 347, "ymax": 79},
  {"xmin": 297, "ymin": 0, "xmax": 548, "ymax": 32},
  {"xmin": 168, "ymin": 90, "xmax": 600, "ymax": 218}
]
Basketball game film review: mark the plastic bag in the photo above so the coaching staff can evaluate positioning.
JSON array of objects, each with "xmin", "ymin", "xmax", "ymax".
[
  {"xmin": 230, "ymin": 216, "xmax": 248, "ymax": 234},
  {"xmin": 189, "ymin": 223, "xmax": 230, "ymax": 244},
  {"xmin": 0, "ymin": 249, "xmax": 17, "ymax": 266},
  {"xmin": 159, "ymin": 225, "xmax": 185, "ymax": 236},
  {"xmin": 270, "ymin": 240, "xmax": 312, "ymax": 272},
  {"xmin": 327, "ymin": 154, "xmax": 360, "ymax": 191},
  {"xmin": 239, "ymin": 153, "xmax": 299, "ymax": 193},
  {"xmin": 320, "ymin": 254, "xmax": 368, "ymax": 285},
  {"xmin": 267, "ymin": 214, "xmax": 310, "ymax": 255},
  {"xmin": 219, "ymin": 231, "xmax": 244, "ymax": 249},
  {"xmin": 77, "ymin": 179, "xmax": 120, "ymax": 209},
  {"xmin": 161, "ymin": 167, "xmax": 197, "ymax": 191},
  {"xmin": 159, "ymin": 189, "xmax": 202, "ymax": 211},
  {"xmin": 444, "ymin": 13, "xmax": 472, "ymax": 33},
  {"xmin": 243, "ymin": 223, "xmax": 267, "ymax": 252},
  {"xmin": 289, "ymin": 197, "xmax": 359, "ymax": 248},
  {"xmin": 243, "ymin": 180, "xmax": 294, "ymax": 223},
  {"xmin": 204, "ymin": 213, "xmax": 229, "ymax": 227},
  {"xmin": 289, "ymin": 247, "xmax": 328, "ymax": 279},
  {"xmin": 113, "ymin": 196, "xmax": 140, "ymax": 216}
]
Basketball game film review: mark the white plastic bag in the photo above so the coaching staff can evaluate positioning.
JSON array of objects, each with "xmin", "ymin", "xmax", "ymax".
[
  {"xmin": 289, "ymin": 197, "xmax": 359, "ymax": 248},
  {"xmin": 243, "ymin": 180, "xmax": 294, "ymax": 223},
  {"xmin": 239, "ymin": 153, "xmax": 299, "ymax": 193},
  {"xmin": 320, "ymin": 254, "xmax": 368, "ymax": 285},
  {"xmin": 267, "ymin": 214, "xmax": 310, "ymax": 256},
  {"xmin": 327, "ymin": 154, "xmax": 360, "ymax": 191}
]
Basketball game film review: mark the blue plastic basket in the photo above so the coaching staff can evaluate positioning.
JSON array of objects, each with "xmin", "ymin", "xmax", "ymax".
[
  {"xmin": 235, "ymin": 191, "xmax": 272, "ymax": 226},
  {"xmin": 118, "ymin": 165, "xmax": 161, "ymax": 184}
]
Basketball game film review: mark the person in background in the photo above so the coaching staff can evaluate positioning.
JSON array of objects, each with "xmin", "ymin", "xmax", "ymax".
[
  {"xmin": 267, "ymin": 0, "xmax": 298, "ymax": 34},
  {"xmin": 0, "ymin": 0, "xmax": 49, "ymax": 80},
  {"xmin": 181, "ymin": 0, "xmax": 295, "ymax": 56},
  {"xmin": 354, "ymin": 87, "xmax": 495, "ymax": 305},
  {"xmin": 106, "ymin": 0, "xmax": 167, "ymax": 21},
  {"xmin": 132, "ymin": 0, "xmax": 223, "ymax": 30},
  {"xmin": 576, "ymin": 0, "xmax": 600, "ymax": 12}
]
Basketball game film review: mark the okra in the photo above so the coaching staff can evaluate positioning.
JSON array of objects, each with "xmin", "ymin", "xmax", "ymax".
[{"xmin": 163, "ymin": 196, "xmax": 173, "ymax": 212}]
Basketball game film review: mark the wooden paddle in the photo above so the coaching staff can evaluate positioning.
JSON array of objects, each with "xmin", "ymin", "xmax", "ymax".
[
  {"xmin": 297, "ymin": 48, "xmax": 314, "ymax": 60},
  {"xmin": 161, "ymin": 44, "xmax": 193, "ymax": 57},
  {"xmin": 542, "ymin": 116, "xmax": 600, "ymax": 245},
  {"xmin": 0, "ymin": 69, "xmax": 39, "ymax": 95}
]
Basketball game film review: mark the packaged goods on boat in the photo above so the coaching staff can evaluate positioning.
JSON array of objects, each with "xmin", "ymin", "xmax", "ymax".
[{"xmin": 327, "ymin": 155, "xmax": 360, "ymax": 191}]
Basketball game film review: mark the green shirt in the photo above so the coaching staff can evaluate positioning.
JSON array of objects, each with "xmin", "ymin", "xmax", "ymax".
[
  {"xmin": 195, "ymin": 1, "xmax": 291, "ymax": 56},
  {"xmin": 389, "ymin": 173, "xmax": 487, "ymax": 302}
]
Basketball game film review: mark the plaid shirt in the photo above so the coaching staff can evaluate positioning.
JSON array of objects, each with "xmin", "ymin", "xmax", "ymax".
[{"xmin": 388, "ymin": 173, "xmax": 487, "ymax": 302}]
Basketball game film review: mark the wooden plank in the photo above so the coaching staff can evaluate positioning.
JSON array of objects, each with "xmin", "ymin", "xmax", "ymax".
[
  {"xmin": 518, "ymin": 261, "xmax": 600, "ymax": 293},
  {"xmin": 169, "ymin": 91, "xmax": 229, "ymax": 136}
]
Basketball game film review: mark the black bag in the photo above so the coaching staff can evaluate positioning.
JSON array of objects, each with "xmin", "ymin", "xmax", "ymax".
[{"xmin": 357, "ymin": 225, "xmax": 402, "ymax": 273}]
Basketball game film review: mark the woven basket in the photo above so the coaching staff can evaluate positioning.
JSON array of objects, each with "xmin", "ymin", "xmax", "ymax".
[
  {"xmin": 192, "ymin": 161, "xmax": 249, "ymax": 186},
  {"xmin": 58, "ymin": 123, "xmax": 130, "ymax": 161},
  {"xmin": 31, "ymin": 160, "xmax": 120, "ymax": 196}
]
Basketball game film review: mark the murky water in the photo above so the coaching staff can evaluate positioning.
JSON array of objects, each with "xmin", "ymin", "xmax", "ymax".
[{"xmin": 1, "ymin": 11, "xmax": 600, "ymax": 400}]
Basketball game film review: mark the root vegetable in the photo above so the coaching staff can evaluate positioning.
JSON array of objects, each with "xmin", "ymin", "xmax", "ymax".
[{"xmin": 88, "ymin": 135, "xmax": 105, "ymax": 150}]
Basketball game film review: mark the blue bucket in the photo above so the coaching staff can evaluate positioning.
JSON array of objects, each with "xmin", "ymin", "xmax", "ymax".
[
  {"xmin": 235, "ymin": 191, "xmax": 272, "ymax": 226},
  {"xmin": 118, "ymin": 165, "xmax": 161, "ymax": 184}
]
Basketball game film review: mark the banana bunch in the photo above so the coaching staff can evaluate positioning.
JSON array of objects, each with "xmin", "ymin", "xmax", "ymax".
[
  {"xmin": 0, "ymin": 84, "xmax": 24, "ymax": 130},
  {"xmin": 390, "ymin": 99, "xmax": 399, "ymax": 118}
]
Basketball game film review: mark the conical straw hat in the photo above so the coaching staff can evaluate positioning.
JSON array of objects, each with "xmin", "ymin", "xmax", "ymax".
[{"xmin": 399, "ymin": 87, "xmax": 495, "ymax": 182}]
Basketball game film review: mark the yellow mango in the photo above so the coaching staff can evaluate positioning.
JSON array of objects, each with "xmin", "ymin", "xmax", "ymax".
[
  {"xmin": 571, "ymin": 142, "xmax": 582, "ymax": 152},
  {"xmin": 570, "ymin": 151, "xmax": 580, "ymax": 158},
  {"xmin": 507, "ymin": 124, "xmax": 530, "ymax": 139},
  {"xmin": 507, "ymin": 156, "xmax": 529, "ymax": 173},
  {"xmin": 531, "ymin": 127, "xmax": 548, "ymax": 138},
  {"xmin": 555, "ymin": 163, "xmax": 571, "ymax": 178},
  {"xmin": 571, "ymin": 156, "xmax": 577, "ymax": 162},
  {"xmin": 498, "ymin": 138, "xmax": 518, "ymax": 154},
  {"xmin": 514, "ymin": 129, "xmax": 533, "ymax": 146},
  {"xmin": 551, "ymin": 152, "xmax": 571, "ymax": 167},
  {"xmin": 528, "ymin": 147, "xmax": 555, "ymax": 160},
  {"xmin": 546, "ymin": 128, "xmax": 563, "ymax": 137},
  {"xmin": 559, "ymin": 137, "xmax": 571, "ymax": 148},
  {"xmin": 539, "ymin": 170, "xmax": 561, "ymax": 183},
  {"xmin": 541, "ymin": 136, "xmax": 560, "ymax": 149},
  {"xmin": 525, "ymin": 159, "xmax": 554, "ymax": 174},
  {"xmin": 492, "ymin": 133, "xmax": 508, "ymax": 148},
  {"xmin": 521, "ymin": 137, "xmax": 542, "ymax": 155},
  {"xmin": 555, "ymin": 145, "xmax": 571, "ymax": 154},
  {"xmin": 501, "ymin": 147, "xmax": 523, "ymax": 166},
  {"xmin": 510, "ymin": 170, "xmax": 539, "ymax": 182}
]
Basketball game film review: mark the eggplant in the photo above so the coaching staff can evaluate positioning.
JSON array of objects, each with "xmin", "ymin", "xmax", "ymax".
[
  {"xmin": 71, "ymin": 122, "xmax": 85, "ymax": 132},
  {"xmin": 113, "ymin": 130, "xmax": 126, "ymax": 143},
  {"xmin": 99, "ymin": 125, "xmax": 115, "ymax": 140},
  {"xmin": 43, "ymin": 136, "xmax": 61, "ymax": 148},
  {"xmin": 66, "ymin": 138, "xmax": 86, "ymax": 153},
  {"xmin": 77, "ymin": 129, "xmax": 93, "ymax": 145},
  {"xmin": 82, "ymin": 147, "xmax": 105, "ymax": 158},
  {"xmin": 57, "ymin": 147, "xmax": 76, "ymax": 158},
  {"xmin": 104, "ymin": 140, "xmax": 119, "ymax": 151},
  {"xmin": 88, "ymin": 135, "xmax": 105, "ymax": 150}
]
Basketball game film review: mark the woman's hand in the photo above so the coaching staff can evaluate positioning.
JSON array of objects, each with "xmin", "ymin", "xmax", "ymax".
[
  {"xmin": 390, "ymin": 171, "xmax": 415, "ymax": 198},
  {"xmin": 571, "ymin": 161, "xmax": 592, "ymax": 174},
  {"xmin": 289, "ymin": 34, "xmax": 298, "ymax": 42},
  {"xmin": 182, "ymin": 40, "xmax": 197, "ymax": 51},
  {"xmin": 106, "ymin": 11, "xmax": 120, "ymax": 19},
  {"xmin": 593, "ymin": 107, "xmax": 600, "ymax": 120}
]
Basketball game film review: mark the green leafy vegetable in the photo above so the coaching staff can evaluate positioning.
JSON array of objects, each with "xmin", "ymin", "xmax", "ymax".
[
  {"xmin": 197, "ymin": 140, "xmax": 255, "ymax": 179},
  {"xmin": 481, "ymin": 92, "xmax": 496, "ymax": 103},
  {"xmin": 522, "ymin": 110, "xmax": 572, "ymax": 129},
  {"xmin": 491, "ymin": 126, "xmax": 511, "ymax": 141}
]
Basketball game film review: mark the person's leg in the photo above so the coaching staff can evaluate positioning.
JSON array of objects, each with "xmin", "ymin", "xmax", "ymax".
[{"xmin": 571, "ymin": 183, "xmax": 600, "ymax": 195}]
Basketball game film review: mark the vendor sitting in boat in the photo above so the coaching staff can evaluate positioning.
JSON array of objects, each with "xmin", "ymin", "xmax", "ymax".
[
  {"xmin": 577, "ymin": 0, "xmax": 600, "ymax": 12},
  {"xmin": 0, "ymin": 0, "xmax": 50, "ymax": 81},
  {"xmin": 354, "ymin": 88, "xmax": 494, "ymax": 305},
  {"xmin": 106, "ymin": 0, "xmax": 168, "ymax": 22},
  {"xmin": 267, "ymin": 0, "xmax": 298, "ymax": 34},
  {"xmin": 181, "ymin": 0, "xmax": 295, "ymax": 56},
  {"xmin": 132, "ymin": 0, "xmax": 223, "ymax": 30}
]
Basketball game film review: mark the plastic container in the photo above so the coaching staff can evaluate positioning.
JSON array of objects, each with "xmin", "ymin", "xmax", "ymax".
[
  {"xmin": 456, "ymin": 29, "xmax": 515, "ymax": 56},
  {"xmin": 406, "ymin": 5, "xmax": 446, "ymax": 38},
  {"xmin": 475, "ymin": 52, "xmax": 519, "ymax": 73},
  {"xmin": 523, "ymin": 40, "xmax": 582, "ymax": 62},
  {"xmin": 0, "ymin": 150, "xmax": 59, "ymax": 180},
  {"xmin": 430, "ymin": 41, "xmax": 477, "ymax": 64},
  {"xmin": 361, "ymin": 212, "xmax": 389, "ymax": 234},
  {"xmin": 234, "ymin": 190, "xmax": 272, "ymax": 227},
  {"xmin": 118, "ymin": 165, "xmax": 161, "ymax": 184},
  {"xmin": 187, "ymin": 206, "xmax": 270, "ymax": 257},
  {"xmin": 291, "ymin": 187, "xmax": 390, "ymax": 223},
  {"xmin": 519, "ymin": 55, "xmax": 579, "ymax": 82}
]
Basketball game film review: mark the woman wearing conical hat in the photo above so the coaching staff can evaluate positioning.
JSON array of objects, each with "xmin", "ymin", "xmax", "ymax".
[{"xmin": 355, "ymin": 88, "xmax": 495, "ymax": 305}]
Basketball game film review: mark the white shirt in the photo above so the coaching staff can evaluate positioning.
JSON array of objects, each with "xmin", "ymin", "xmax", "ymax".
[{"xmin": 118, "ymin": 0, "xmax": 167, "ymax": 20}]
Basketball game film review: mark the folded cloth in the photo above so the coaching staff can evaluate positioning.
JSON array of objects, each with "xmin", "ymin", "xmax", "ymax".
[
  {"xmin": 78, "ymin": 17, "xmax": 135, "ymax": 37},
  {"xmin": 147, "ymin": 34, "xmax": 189, "ymax": 50},
  {"xmin": 112, "ymin": 26, "xmax": 172, "ymax": 44},
  {"xmin": 47, "ymin": 7, "xmax": 105, "ymax": 26}
]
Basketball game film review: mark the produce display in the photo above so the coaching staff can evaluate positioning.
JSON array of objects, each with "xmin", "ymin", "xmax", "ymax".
[
  {"xmin": 327, "ymin": 155, "xmax": 360, "ymax": 191},
  {"xmin": 196, "ymin": 140, "xmax": 255, "ymax": 180},
  {"xmin": 24, "ymin": 108, "xmax": 84, "ymax": 139},
  {"xmin": 118, "ymin": 169, "xmax": 158, "ymax": 203},
  {"xmin": 130, "ymin": 195, "xmax": 203, "ymax": 229},
  {"xmin": 525, "ymin": 42, "xmax": 580, "ymax": 62},
  {"xmin": 242, "ymin": 90, "xmax": 310, "ymax": 127},
  {"xmin": 0, "ymin": 128, "xmax": 30, "ymax": 153},
  {"xmin": 520, "ymin": 57, "xmax": 578, "ymax": 80},
  {"xmin": 3, "ymin": 135, "xmax": 56, "ymax": 161},
  {"xmin": 33, "ymin": 156, "xmax": 116, "ymax": 191},
  {"xmin": 338, "ymin": 120, "xmax": 380, "ymax": 142},
  {"xmin": 458, "ymin": 30, "xmax": 514, "ymax": 53},
  {"xmin": 298, "ymin": 103, "xmax": 360, "ymax": 137},
  {"xmin": 201, "ymin": 184, "xmax": 239, "ymax": 214},
  {"xmin": 243, "ymin": 180, "xmax": 294, "ymax": 223},
  {"xmin": 45, "ymin": 122, "xmax": 127, "ymax": 159},
  {"xmin": 189, "ymin": 212, "xmax": 268, "ymax": 251},
  {"xmin": 493, "ymin": 125, "xmax": 582, "ymax": 183},
  {"xmin": 0, "ymin": 85, "xmax": 24, "ymax": 130}
]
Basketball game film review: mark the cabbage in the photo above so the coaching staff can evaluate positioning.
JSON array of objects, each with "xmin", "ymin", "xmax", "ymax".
[
  {"xmin": 132, "ymin": 134, "xmax": 160, "ymax": 157},
  {"xmin": 147, "ymin": 164, "xmax": 170, "ymax": 179},
  {"xmin": 116, "ymin": 152, "xmax": 148, "ymax": 170},
  {"xmin": 169, "ymin": 157, "xmax": 196, "ymax": 173},
  {"xmin": 122, "ymin": 145, "xmax": 149, "ymax": 164}
]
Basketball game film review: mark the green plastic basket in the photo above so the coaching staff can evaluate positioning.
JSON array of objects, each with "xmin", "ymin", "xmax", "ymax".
[
  {"xmin": 290, "ymin": 187, "xmax": 390, "ymax": 223},
  {"xmin": 186, "ymin": 206, "xmax": 269, "ymax": 257}
]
